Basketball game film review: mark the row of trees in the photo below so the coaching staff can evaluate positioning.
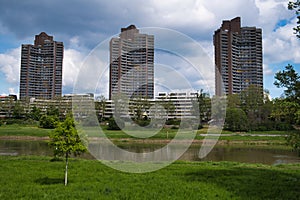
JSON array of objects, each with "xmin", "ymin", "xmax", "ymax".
[
  {"xmin": 284, "ymin": 1, "xmax": 300, "ymax": 155},
  {"xmin": 102, "ymin": 1, "xmax": 300, "ymax": 132},
  {"xmin": 289, "ymin": 0, "xmax": 300, "ymax": 38},
  {"xmin": 224, "ymin": 64, "xmax": 300, "ymax": 132},
  {"xmin": 0, "ymin": 100, "xmax": 67, "ymax": 129}
]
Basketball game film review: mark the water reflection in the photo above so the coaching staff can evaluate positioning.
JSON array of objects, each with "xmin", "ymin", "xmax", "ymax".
[
  {"xmin": 0, "ymin": 140, "xmax": 299, "ymax": 165},
  {"xmin": 0, "ymin": 140, "xmax": 52, "ymax": 156}
]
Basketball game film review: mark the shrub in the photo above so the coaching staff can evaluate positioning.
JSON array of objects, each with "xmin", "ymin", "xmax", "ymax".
[
  {"xmin": 166, "ymin": 119, "xmax": 181, "ymax": 125},
  {"xmin": 39, "ymin": 115, "xmax": 59, "ymax": 129},
  {"xmin": 275, "ymin": 122, "xmax": 294, "ymax": 131},
  {"xmin": 256, "ymin": 125, "xmax": 268, "ymax": 131},
  {"xmin": 135, "ymin": 119, "xmax": 151, "ymax": 127},
  {"xmin": 287, "ymin": 130, "xmax": 300, "ymax": 156},
  {"xmin": 197, "ymin": 124, "xmax": 203, "ymax": 130},
  {"xmin": 3, "ymin": 118, "xmax": 28, "ymax": 125},
  {"xmin": 107, "ymin": 118, "xmax": 124, "ymax": 130},
  {"xmin": 225, "ymin": 108, "xmax": 249, "ymax": 132}
]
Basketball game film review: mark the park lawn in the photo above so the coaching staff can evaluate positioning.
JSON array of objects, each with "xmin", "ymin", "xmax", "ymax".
[
  {"xmin": 0, "ymin": 156, "xmax": 299, "ymax": 199},
  {"xmin": 0, "ymin": 124, "xmax": 291, "ymax": 143},
  {"xmin": 83, "ymin": 126, "xmax": 288, "ymax": 140},
  {"xmin": 0, "ymin": 124, "xmax": 51, "ymax": 137}
]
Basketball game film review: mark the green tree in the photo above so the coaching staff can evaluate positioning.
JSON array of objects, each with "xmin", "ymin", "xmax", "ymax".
[
  {"xmin": 287, "ymin": 131, "xmax": 300, "ymax": 156},
  {"xmin": 288, "ymin": 0, "xmax": 300, "ymax": 38},
  {"xmin": 211, "ymin": 95, "xmax": 226, "ymax": 124},
  {"xmin": 240, "ymin": 85, "xmax": 264, "ymax": 129},
  {"xmin": 29, "ymin": 106, "xmax": 42, "ymax": 121},
  {"xmin": 194, "ymin": 89, "xmax": 211, "ymax": 124},
  {"xmin": 260, "ymin": 92, "xmax": 274, "ymax": 128},
  {"xmin": 47, "ymin": 105, "xmax": 60, "ymax": 117},
  {"xmin": 95, "ymin": 95, "xmax": 106, "ymax": 122},
  {"xmin": 0, "ymin": 98, "xmax": 14, "ymax": 118},
  {"xmin": 162, "ymin": 99, "xmax": 175, "ymax": 120},
  {"xmin": 12, "ymin": 101, "xmax": 25, "ymax": 119},
  {"xmin": 39, "ymin": 115, "xmax": 58, "ymax": 129},
  {"xmin": 227, "ymin": 94, "xmax": 241, "ymax": 108},
  {"xmin": 274, "ymin": 64, "xmax": 300, "ymax": 153},
  {"xmin": 48, "ymin": 116, "xmax": 87, "ymax": 186},
  {"xmin": 271, "ymin": 99, "xmax": 300, "ymax": 124},
  {"xmin": 107, "ymin": 117, "xmax": 124, "ymax": 130},
  {"xmin": 296, "ymin": 110, "xmax": 300, "ymax": 125},
  {"xmin": 274, "ymin": 64, "xmax": 300, "ymax": 103},
  {"xmin": 225, "ymin": 108, "xmax": 249, "ymax": 132},
  {"xmin": 129, "ymin": 97, "xmax": 150, "ymax": 120}
]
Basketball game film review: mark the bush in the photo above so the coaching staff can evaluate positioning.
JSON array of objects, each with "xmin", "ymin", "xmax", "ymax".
[
  {"xmin": 252, "ymin": 121, "xmax": 275, "ymax": 131},
  {"xmin": 287, "ymin": 130, "xmax": 300, "ymax": 156},
  {"xmin": 39, "ymin": 115, "xmax": 59, "ymax": 129},
  {"xmin": 197, "ymin": 124, "xmax": 203, "ymax": 130},
  {"xmin": 135, "ymin": 119, "xmax": 151, "ymax": 127},
  {"xmin": 107, "ymin": 118, "xmax": 124, "ymax": 130},
  {"xmin": 166, "ymin": 119, "xmax": 181, "ymax": 125},
  {"xmin": 225, "ymin": 108, "xmax": 249, "ymax": 132},
  {"xmin": 249, "ymin": 121, "xmax": 295, "ymax": 131},
  {"xmin": 275, "ymin": 122, "xmax": 294, "ymax": 131},
  {"xmin": 3, "ymin": 118, "xmax": 22, "ymax": 125},
  {"xmin": 255, "ymin": 125, "xmax": 268, "ymax": 131}
]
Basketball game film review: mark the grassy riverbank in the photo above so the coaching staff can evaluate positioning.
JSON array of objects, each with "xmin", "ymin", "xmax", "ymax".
[
  {"xmin": 0, "ymin": 124, "xmax": 291, "ymax": 143},
  {"xmin": 0, "ymin": 124, "xmax": 52, "ymax": 137},
  {"xmin": 0, "ymin": 156, "xmax": 299, "ymax": 199}
]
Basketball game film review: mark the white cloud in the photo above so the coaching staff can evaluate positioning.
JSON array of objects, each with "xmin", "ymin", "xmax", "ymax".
[
  {"xmin": 263, "ymin": 18, "xmax": 300, "ymax": 63},
  {"xmin": 255, "ymin": 0, "xmax": 292, "ymax": 33},
  {"xmin": 263, "ymin": 64, "xmax": 273, "ymax": 76},
  {"xmin": 0, "ymin": 47, "xmax": 20, "ymax": 84},
  {"xmin": 150, "ymin": 0, "xmax": 215, "ymax": 30},
  {"xmin": 0, "ymin": 0, "xmax": 298, "ymax": 98},
  {"xmin": 63, "ymin": 48, "xmax": 85, "ymax": 88},
  {"xmin": 0, "ymin": 42, "xmax": 92, "ymax": 95},
  {"xmin": 8, "ymin": 87, "xmax": 15, "ymax": 94},
  {"xmin": 203, "ymin": 0, "xmax": 260, "ymax": 26}
]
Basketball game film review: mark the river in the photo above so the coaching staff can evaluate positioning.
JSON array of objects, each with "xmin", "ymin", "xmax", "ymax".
[{"xmin": 0, "ymin": 140, "xmax": 299, "ymax": 165}]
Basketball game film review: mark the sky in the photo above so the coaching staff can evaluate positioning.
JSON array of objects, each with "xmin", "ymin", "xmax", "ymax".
[{"xmin": 0, "ymin": 0, "xmax": 299, "ymax": 99}]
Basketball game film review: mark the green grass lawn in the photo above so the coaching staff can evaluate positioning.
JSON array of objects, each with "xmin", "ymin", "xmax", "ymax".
[
  {"xmin": 83, "ymin": 126, "xmax": 288, "ymax": 142},
  {"xmin": 0, "ymin": 156, "xmax": 299, "ymax": 199},
  {"xmin": 0, "ymin": 124, "xmax": 292, "ymax": 143},
  {"xmin": 0, "ymin": 124, "xmax": 51, "ymax": 137}
]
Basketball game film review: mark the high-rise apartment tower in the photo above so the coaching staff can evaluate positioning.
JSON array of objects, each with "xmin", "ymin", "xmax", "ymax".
[
  {"xmin": 19, "ymin": 32, "xmax": 63, "ymax": 100},
  {"xmin": 214, "ymin": 17, "xmax": 263, "ymax": 96},
  {"xmin": 109, "ymin": 25, "xmax": 154, "ymax": 99}
]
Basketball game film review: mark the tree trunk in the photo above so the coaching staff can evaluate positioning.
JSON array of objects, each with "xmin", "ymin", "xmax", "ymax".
[{"xmin": 65, "ymin": 153, "xmax": 68, "ymax": 186}]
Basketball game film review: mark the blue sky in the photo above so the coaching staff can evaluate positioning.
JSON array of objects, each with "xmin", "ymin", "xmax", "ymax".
[{"xmin": 0, "ymin": 0, "xmax": 299, "ymax": 99}]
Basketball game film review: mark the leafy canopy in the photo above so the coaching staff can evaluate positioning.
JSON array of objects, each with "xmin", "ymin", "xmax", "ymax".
[
  {"xmin": 288, "ymin": 0, "xmax": 300, "ymax": 38},
  {"xmin": 49, "ymin": 115, "xmax": 87, "ymax": 157},
  {"xmin": 274, "ymin": 64, "xmax": 300, "ymax": 103}
]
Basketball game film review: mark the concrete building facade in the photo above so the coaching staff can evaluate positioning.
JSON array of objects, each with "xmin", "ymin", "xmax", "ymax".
[
  {"xmin": 214, "ymin": 17, "xmax": 263, "ymax": 96},
  {"xmin": 102, "ymin": 92, "xmax": 200, "ymax": 120},
  {"xmin": 109, "ymin": 25, "xmax": 154, "ymax": 100},
  {"xmin": 19, "ymin": 32, "xmax": 63, "ymax": 100}
]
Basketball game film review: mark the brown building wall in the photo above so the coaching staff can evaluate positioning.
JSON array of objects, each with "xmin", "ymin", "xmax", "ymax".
[{"xmin": 214, "ymin": 17, "xmax": 263, "ymax": 96}]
